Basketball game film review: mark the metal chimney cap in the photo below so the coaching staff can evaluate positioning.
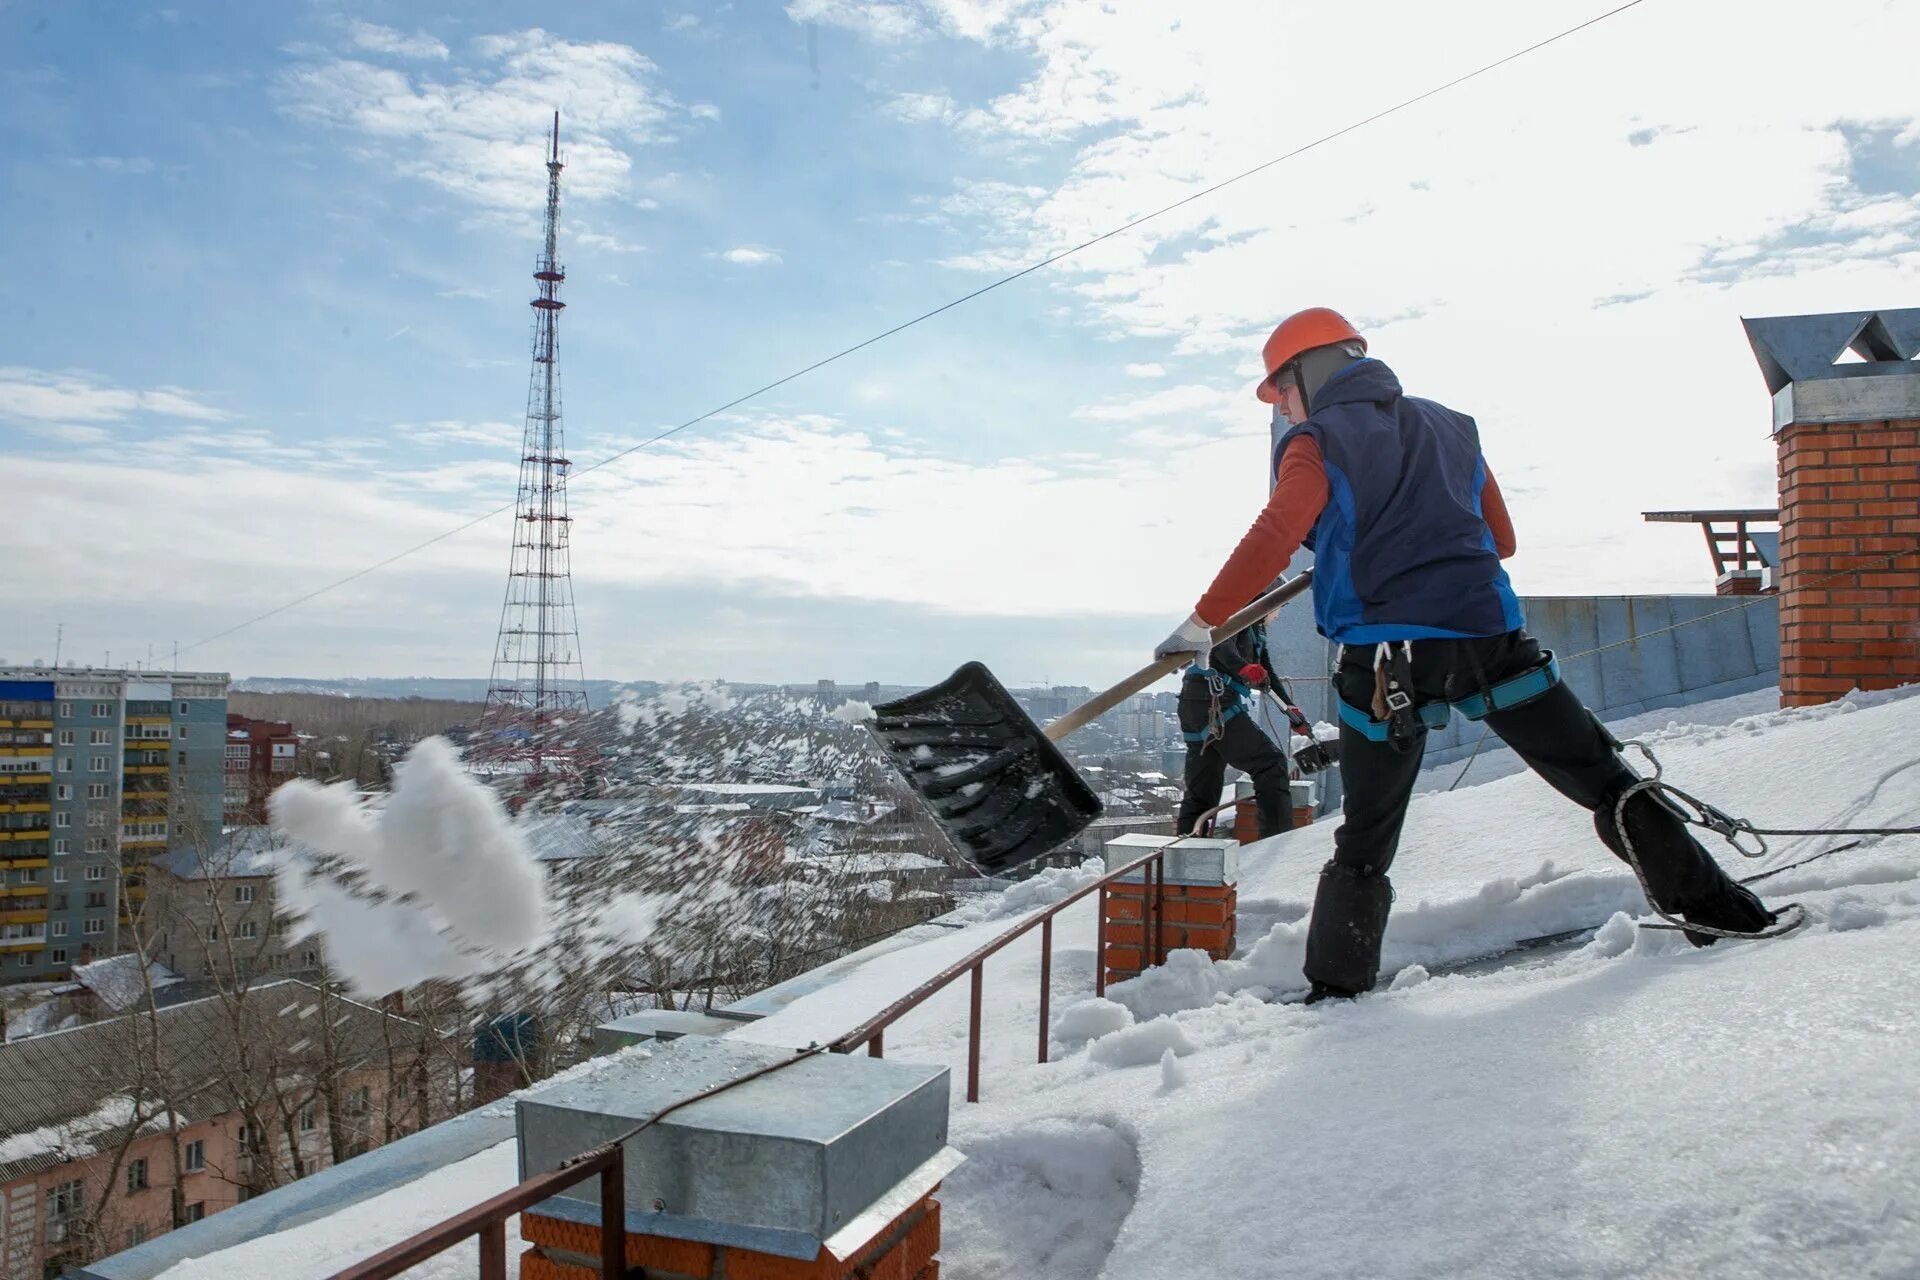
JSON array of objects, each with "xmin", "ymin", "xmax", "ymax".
[
  {"xmin": 1742, "ymin": 308, "xmax": 1920, "ymax": 394},
  {"xmin": 1742, "ymin": 308, "xmax": 1920, "ymax": 431}
]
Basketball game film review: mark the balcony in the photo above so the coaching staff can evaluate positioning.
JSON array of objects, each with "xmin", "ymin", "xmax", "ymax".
[
  {"xmin": 0, "ymin": 801, "xmax": 51, "ymax": 814},
  {"xmin": 126, "ymin": 764, "xmax": 171, "ymax": 776},
  {"xmin": 0, "ymin": 931, "xmax": 47, "ymax": 951},
  {"xmin": 0, "ymin": 907, "xmax": 48, "ymax": 926}
]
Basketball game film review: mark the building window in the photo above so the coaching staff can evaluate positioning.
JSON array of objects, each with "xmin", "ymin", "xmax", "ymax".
[
  {"xmin": 235, "ymin": 885, "xmax": 254, "ymax": 904},
  {"xmin": 85, "ymin": 837, "xmax": 108, "ymax": 854},
  {"xmin": 206, "ymin": 924, "xmax": 220, "ymax": 942},
  {"xmin": 54, "ymin": 812, "xmax": 71, "ymax": 828},
  {"xmin": 46, "ymin": 1177, "xmax": 84, "ymax": 1242},
  {"xmin": 127, "ymin": 1157, "xmax": 149, "ymax": 1192},
  {"xmin": 57, "ymin": 756, "xmax": 73, "ymax": 773},
  {"xmin": 18, "ymin": 867, "xmax": 39, "ymax": 884},
  {"xmin": 127, "ymin": 1223, "xmax": 149, "ymax": 1247},
  {"xmin": 51, "ymin": 921, "xmax": 67, "ymax": 938},
  {"xmin": 86, "ymin": 810, "xmax": 107, "ymax": 828},
  {"xmin": 178, "ymin": 702, "xmax": 190, "ymax": 716},
  {"xmin": 302, "ymin": 949, "xmax": 318, "ymax": 969},
  {"xmin": 83, "ymin": 917, "xmax": 104, "ymax": 936},
  {"xmin": 237, "ymin": 1122, "xmax": 250, "ymax": 1147},
  {"xmin": 90, "ymin": 755, "xmax": 109, "ymax": 772},
  {"xmin": 183, "ymin": 1139, "xmax": 205, "ymax": 1171},
  {"xmin": 58, "ymin": 729, "xmax": 75, "ymax": 746},
  {"xmin": 52, "ymin": 866, "xmax": 67, "ymax": 882},
  {"xmin": 395, "ymin": 1078, "xmax": 411, "ymax": 1102},
  {"xmin": 85, "ymin": 864, "xmax": 105, "ymax": 880},
  {"xmin": 15, "ymin": 953, "xmax": 29, "ymax": 967},
  {"xmin": 54, "ymin": 838, "xmax": 70, "ymax": 854},
  {"xmin": 184, "ymin": 1202, "xmax": 205, "ymax": 1223},
  {"xmin": 50, "ymin": 947, "xmax": 67, "ymax": 964},
  {"xmin": 299, "ymin": 1105, "xmax": 316, "ymax": 1132},
  {"xmin": 349, "ymin": 1086, "xmax": 370, "ymax": 1115},
  {"xmin": 239, "ymin": 921, "xmax": 258, "ymax": 940},
  {"xmin": 87, "ymin": 782, "xmax": 109, "ymax": 799},
  {"xmin": 52, "ymin": 893, "xmax": 67, "ymax": 910},
  {"xmin": 92, "ymin": 703, "xmax": 111, "ymax": 717},
  {"xmin": 56, "ymin": 784, "xmax": 72, "ymax": 800},
  {"xmin": 58, "ymin": 702, "xmax": 72, "ymax": 717},
  {"xmin": 85, "ymin": 892, "xmax": 107, "ymax": 909},
  {"xmin": 177, "ymin": 752, "xmax": 187, "ymax": 766},
  {"xmin": 90, "ymin": 728, "xmax": 111, "ymax": 745}
]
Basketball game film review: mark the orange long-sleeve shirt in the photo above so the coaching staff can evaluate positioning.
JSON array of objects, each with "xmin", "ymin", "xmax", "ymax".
[{"xmin": 1195, "ymin": 436, "xmax": 1517, "ymax": 627}]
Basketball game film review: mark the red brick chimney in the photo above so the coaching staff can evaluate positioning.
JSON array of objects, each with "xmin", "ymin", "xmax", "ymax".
[{"xmin": 1746, "ymin": 309, "xmax": 1920, "ymax": 707}]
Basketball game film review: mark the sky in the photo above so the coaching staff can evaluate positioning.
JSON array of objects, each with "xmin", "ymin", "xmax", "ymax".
[{"xmin": 1, "ymin": 0, "xmax": 1917, "ymax": 688}]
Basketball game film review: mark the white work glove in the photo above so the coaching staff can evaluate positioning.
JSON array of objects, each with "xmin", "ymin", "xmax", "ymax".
[{"xmin": 1153, "ymin": 613, "xmax": 1213, "ymax": 667}]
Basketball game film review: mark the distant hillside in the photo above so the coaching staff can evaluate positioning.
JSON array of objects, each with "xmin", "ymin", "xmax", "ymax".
[
  {"xmin": 233, "ymin": 677, "xmax": 651, "ymax": 708},
  {"xmin": 229, "ymin": 690, "xmax": 483, "ymax": 737}
]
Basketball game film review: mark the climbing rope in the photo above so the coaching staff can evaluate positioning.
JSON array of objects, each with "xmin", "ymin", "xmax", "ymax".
[{"xmin": 1608, "ymin": 739, "xmax": 1920, "ymax": 940}]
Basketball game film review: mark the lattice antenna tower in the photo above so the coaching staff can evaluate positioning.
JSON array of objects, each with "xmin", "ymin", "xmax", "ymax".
[{"xmin": 478, "ymin": 112, "xmax": 590, "ymax": 789}]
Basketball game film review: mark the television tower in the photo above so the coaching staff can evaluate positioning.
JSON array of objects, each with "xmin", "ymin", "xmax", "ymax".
[{"xmin": 476, "ymin": 112, "xmax": 591, "ymax": 796}]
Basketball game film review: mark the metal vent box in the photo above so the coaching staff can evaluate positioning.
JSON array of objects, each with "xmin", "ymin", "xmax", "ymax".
[
  {"xmin": 518, "ymin": 1037, "xmax": 956, "ymax": 1259},
  {"xmin": 1110, "ymin": 834, "xmax": 1238, "ymax": 887}
]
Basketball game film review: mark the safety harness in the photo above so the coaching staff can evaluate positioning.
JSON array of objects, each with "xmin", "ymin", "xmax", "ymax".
[
  {"xmin": 1337, "ymin": 643, "xmax": 1564, "ymax": 747},
  {"xmin": 1182, "ymin": 666, "xmax": 1255, "ymax": 743}
]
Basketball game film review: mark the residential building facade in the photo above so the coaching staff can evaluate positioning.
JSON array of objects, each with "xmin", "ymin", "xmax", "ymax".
[
  {"xmin": 221, "ymin": 716, "xmax": 299, "ymax": 826},
  {"xmin": 0, "ymin": 981, "xmax": 447, "ymax": 1280},
  {"xmin": 0, "ymin": 670, "xmax": 229, "ymax": 984}
]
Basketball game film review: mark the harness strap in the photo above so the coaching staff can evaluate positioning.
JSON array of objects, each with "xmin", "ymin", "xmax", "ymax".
[
  {"xmin": 1453, "ymin": 651, "xmax": 1562, "ymax": 721},
  {"xmin": 1336, "ymin": 650, "xmax": 1564, "ymax": 742}
]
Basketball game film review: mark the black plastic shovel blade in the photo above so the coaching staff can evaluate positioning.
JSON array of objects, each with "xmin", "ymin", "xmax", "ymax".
[{"xmin": 869, "ymin": 662, "xmax": 1103, "ymax": 875}]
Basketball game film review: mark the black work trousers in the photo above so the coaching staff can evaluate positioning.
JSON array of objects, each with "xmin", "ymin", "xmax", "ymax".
[
  {"xmin": 1304, "ymin": 629, "xmax": 1749, "ymax": 993},
  {"xmin": 1177, "ymin": 682, "xmax": 1294, "ymax": 840}
]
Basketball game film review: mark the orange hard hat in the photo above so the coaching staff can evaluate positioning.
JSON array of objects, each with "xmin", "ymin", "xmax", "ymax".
[{"xmin": 1255, "ymin": 308, "xmax": 1366, "ymax": 404}]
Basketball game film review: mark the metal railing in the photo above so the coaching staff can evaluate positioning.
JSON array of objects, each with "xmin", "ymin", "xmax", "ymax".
[
  {"xmin": 327, "ymin": 812, "xmax": 1232, "ymax": 1273},
  {"xmin": 330, "ymin": 1143, "xmax": 625, "ymax": 1280},
  {"xmin": 828, "ymin": 843, "xmax": 1174, "ymax": 1101}
]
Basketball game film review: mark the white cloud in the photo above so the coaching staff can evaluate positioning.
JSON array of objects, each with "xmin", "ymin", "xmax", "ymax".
[
  {"xmin": 666, "ymin": 14, "xmax": 702, "ymax": 33},
  {"xmin": 278, "ymin": 28, "xmax": 683, "ymax": 212},
  {"xmin": 397, "ymin": 420, "xmax": 526, "ymax": 448},
  {"xmin": 1124, "ymin": 362, "xmax": 1166, "ymax": 378},
  {"xmin": 0, "ymin": 367, "xmax": 231, "ymax": 429},
  {"xmin": 689, "ymin": 102, "xmax": 722, "ymax": 122},
  {"xmin": 1072, "ymin": 383, "xmax": 1236, "ymax": 424},
  {"xmin": 73, "ymin": 155, "xmax": 155, "ymax": 174},
  {"xmin": 786, "ymin": 0, "xmax": 925, "ymax": 41},
  {"xmin": 721, "ymin": 246, "xmax": 782, "ymax": 266},
  {"xmin": 348, "ymin": 21, "xmax": 448, "ymax": 60},
  {"xmin": 814, "ymin": 0, "xmax": 1920, "ymax": 598},
  {"xmin": 886, "ymin": 92, "xmax": 957, "ymax": 124},
  {"xmin": 576, "ymin": 229, "xmax": 646, "ymax": 254}
]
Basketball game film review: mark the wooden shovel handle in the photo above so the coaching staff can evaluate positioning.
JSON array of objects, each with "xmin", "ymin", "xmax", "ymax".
[{"xmin": 1042, "ymin": 570, "xmax": 1315, "ymax": 743}]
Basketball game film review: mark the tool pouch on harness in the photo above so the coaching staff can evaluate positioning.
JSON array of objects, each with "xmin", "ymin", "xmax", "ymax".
[{"xmin": 1368, "ymin": 642, "xmax": 1426, "ymax": 755}]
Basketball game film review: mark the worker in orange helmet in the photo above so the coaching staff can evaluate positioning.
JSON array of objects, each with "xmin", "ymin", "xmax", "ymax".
[{"xmin": 1153, "ymin": 308, "xmax": 1777, "ymax": 1002}]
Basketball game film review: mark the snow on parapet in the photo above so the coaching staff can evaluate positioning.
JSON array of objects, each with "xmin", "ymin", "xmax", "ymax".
[{"xmin": 270, "ymin": 736, "xmax": 551, "ymax": 997}]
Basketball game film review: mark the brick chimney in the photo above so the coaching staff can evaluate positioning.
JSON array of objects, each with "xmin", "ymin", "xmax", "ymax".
[{"xmin": 1745, "ymin": 309, "xmax": 1920, "ymax": 707}]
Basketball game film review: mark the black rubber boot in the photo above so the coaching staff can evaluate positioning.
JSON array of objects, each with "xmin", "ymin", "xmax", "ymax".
[
  {"xmin": 1303, "ymin": 862, "xmax": 1394, "ymax": 994},
  {"xmin": 1594, "ymin": 789, "xmax": 1775, "ymax": 946},
  {"xmin": 1304, "ymin": 981, "xmax": 1361, "ymax": 1006}
]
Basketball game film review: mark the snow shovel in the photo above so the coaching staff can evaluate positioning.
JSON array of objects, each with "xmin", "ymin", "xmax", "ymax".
[{"xmin": 870, "ymin": 570, "xmax": 1315, "ymax": 874}]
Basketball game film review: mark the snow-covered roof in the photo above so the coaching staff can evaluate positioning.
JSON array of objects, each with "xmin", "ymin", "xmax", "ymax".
[
  {"xmin": 792, "ymin": 851, "xmax": 947, "ymax": 876},
  {"xmin": 157, "ymin": 825, "xmax": 285, "ymax": 880},
  {"xmin": 0, "ymin": 980, "xmax": 413, "ymax": 1186},
  {"xmin": 808, "ymin": 798, "xmax": 899, "ymax": 826},
  {"xmin": 72, "ymin": 687, "xmax": 1920, "ymax": 1280},
  {"xmin": 70, "ymin": 954, "xmax": 183, "ymax": 1012}
]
